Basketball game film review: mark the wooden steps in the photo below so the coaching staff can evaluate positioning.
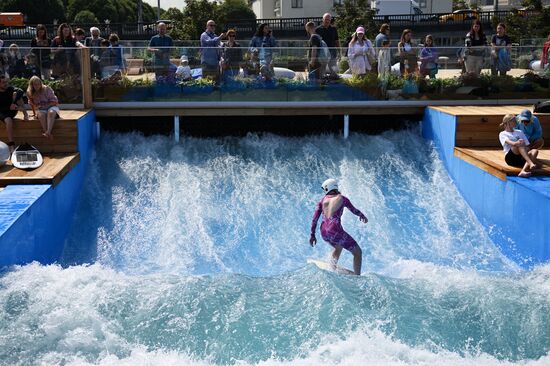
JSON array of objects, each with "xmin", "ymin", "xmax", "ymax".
[
  {"xmin": 0, "ymin": 110, "xmax": 89, "ymax": 153},
  {"xmin": 0, "ymin": 109, "xmax": 90, "ymax": 187},
  {"xmin": 0, "ymin": 153, "xmax": 80, "ymax": 187}
]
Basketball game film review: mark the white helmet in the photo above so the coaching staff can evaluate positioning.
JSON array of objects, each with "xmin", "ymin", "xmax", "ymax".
[{"xmin": 321, "ymin": 178, "xmax": 338, "ymax": 193}]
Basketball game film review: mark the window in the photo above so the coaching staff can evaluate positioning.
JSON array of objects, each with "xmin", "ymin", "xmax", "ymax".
[
  {"xmin": 419, "ymin": 0, "xmax": 427, "ymax": 8},
  {"xmin": 291, "ymin": 0, "xmax": 303, "ymax": 8},
  {"xmin": 333, "ymin": 0, "xmax": 343, "ymax": 5}
]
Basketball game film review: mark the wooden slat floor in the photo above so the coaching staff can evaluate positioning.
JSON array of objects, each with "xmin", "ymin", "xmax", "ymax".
[
  {"xmin": 455, "ymin": 148, "xmax": 550, "ymax": 181},
  {"xmin": 429, "ymin": 105, "xmax": 535, "ymax": 116},
  {"xmin": 0, "ymin": 153, "xmax": 80, "ymax": 187}
]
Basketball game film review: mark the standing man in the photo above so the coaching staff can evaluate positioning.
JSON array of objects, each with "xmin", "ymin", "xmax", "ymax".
[
  {"xmin": 315, "ymin": 13, "xmax": 340, "ymax": 79},
  {"xmin": 200, "ymin": 20, "xmax": 225, "ymax": 83},
  {"xmin": 0, "ymin": 75, "xmax": 28, "ymax": 153},
  {"xmin": 85, "ymin": 27, "xmax": 104, "ymax": 78},
  {"xmin": 148, "ymin": 22, "xmax": 173, "ymax": 80}
]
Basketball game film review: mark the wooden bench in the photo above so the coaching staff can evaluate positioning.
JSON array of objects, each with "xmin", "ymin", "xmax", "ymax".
[
  {"xmin": 0, "ymin": 110, "xmax": 89, "ymax": 153},
  {"xmin": 0, "ymin": 109, "xmax": 90, "ymax": 187}
]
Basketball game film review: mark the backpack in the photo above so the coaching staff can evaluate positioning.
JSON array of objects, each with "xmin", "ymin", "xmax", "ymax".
[
  {"xmin": 313, "ymin": 34, "xmax": 330, "ymax": 63},
  {"xmin": 533, "ymin": 100, "xmax": 550, "ymax": 113}
]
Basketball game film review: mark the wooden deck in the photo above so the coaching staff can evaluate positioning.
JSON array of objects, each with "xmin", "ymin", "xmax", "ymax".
[
  {"xmin": 0, "ymin": 110, "xmax": 89, "ymax": 187},
  {"xmin": 429, "ymin": 106, "xmax": 550, "ymax": 180},
  {"xmin": 0, "ymin": 110, "xmax": 89, "ymax": 153},
  {"xmin": 455, "ymin": 148, "xmax": 550, "ymax": 181},
  {"xmin": 0, "ymin": 153, "xmax": 80, "ymax": 187}
]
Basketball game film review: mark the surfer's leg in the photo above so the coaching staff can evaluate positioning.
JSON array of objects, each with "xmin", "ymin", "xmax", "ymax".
[
  {"xmin": 351, "ymin": 245, "xmax": 362, "ymax": 276},
  {"xmin": 330, "ymin": 245, "xmax": 343, "ymax": 269}
]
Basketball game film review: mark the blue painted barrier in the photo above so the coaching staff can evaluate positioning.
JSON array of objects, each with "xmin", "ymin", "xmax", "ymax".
[
  {"xmin": 422, "ymin": 108, "xmax": 550, "ymax": 266},
  {"xmin": 0, "ymin": 110, "xmax": 96, "ymax": 267}
]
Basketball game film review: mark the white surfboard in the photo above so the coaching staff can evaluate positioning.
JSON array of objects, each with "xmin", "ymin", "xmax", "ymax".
[{"xmin": 307, "ymin": 258, "xmax": 355, "ymax": 275}]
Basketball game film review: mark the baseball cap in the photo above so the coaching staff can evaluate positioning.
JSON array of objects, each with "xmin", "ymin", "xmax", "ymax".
[
  {"xmin": 356, "ymin": 27, "xmax": 365, "ymax": 34},
  {"xmin": 518, "ymin": 109, "xmax": 532, "ymax": 121}
]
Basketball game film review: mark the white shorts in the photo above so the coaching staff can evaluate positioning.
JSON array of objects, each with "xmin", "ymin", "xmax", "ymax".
[{"xmin": 38, "ymin": 106, "xmax": 60, "ymax": 117}]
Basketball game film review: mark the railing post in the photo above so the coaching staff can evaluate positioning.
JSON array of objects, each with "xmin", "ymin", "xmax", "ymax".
[
  {"xmin": 80, "ymin": 47, "xmax": 93, "ymax": 109},
  {"xmin": 174, "ymin": 115, "xmax": 180, "ymax": 143},
  {"xmin": 344, "ymin": 115, "xmax": 349, "ymax": 139}
]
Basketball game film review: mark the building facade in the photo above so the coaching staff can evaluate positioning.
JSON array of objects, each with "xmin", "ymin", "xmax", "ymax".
[
  {"xmin": 416, "ymin": 0, "xmax": 452, "ymax": 13},
  {"xmin": 471, "ymin": 0, "xmax": 550, "ymax": 11},
  {"xmin": 251, "ymin": 0, "xmax": 337, "ymax": 19}
]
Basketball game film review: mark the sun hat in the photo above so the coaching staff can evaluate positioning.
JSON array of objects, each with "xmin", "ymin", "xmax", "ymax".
[{"xmin": 356, "ymin": 27, "xmax": 365, "ymax": 34}]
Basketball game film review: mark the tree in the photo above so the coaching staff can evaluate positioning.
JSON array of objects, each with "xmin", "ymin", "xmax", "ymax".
[
  {"xmin": 333, "ymin": 0, "xmax": 377, "ymax": 41},
  {"xmin": 67, "ymin": 0, "xmax": 157, "ymax": 24},
  {"xmin": 217, "ymin": 0, "xmax": 256, "ymax": 31},
  {"xmin": 0, "ymin": 0, "xmax": 65, "ymax": 24},
  {"xmin": 452, "ymin": 0, "xmax": 469, "ymax": 11},
  {"xmin": 182, "ymin": 0, "xmax": 219, "ymax": 40},
  {"xmin": 73, "ymin": 10, "xmax": 99, "ymax": 24},
  {"xmin": 521, "ymin": 0, "xmax": 543, "ymax": 11},
  {"xmin": 161, "ymin": 7, "xmax": 187, "ymax": 39}
]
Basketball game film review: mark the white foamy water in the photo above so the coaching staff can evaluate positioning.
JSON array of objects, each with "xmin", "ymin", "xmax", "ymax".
[{"xmin": 2, "ymin": 129, "xmax": 549, "ymax": 365}]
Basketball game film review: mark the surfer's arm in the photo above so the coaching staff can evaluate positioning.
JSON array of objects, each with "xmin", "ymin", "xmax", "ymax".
[
  {"xmin": 310, "ymin": 201, "xmax": 322, "ymax": 241},
  {"xmin": 343, "ymin": 197, "xmax": 368, "ymax": 223}
]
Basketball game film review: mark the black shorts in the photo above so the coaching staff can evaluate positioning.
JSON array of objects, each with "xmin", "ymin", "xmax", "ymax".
[
  {"xmin": 0, "ymin": 110, "xmax": 17, "ymax": 121},
  {"xmin": 505, "ymin": 150, "xmax": 525, "ymax": 167}
]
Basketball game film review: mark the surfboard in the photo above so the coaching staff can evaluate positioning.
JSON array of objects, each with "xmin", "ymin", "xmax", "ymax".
[
  {"xmin": 307, "ymin": 258, "xmax": 355, "ymax": 275},
  {"xmin": 11, "ymin": 143, "xmax": 43, "ymax": 170}
]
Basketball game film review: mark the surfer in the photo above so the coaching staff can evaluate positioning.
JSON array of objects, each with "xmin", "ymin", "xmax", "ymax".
[{"xmin": 310, "ymin": 178, "xmax": 368, "ymax": 275}]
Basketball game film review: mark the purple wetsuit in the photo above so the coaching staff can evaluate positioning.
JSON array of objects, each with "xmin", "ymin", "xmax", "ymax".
[{"xmin": 310, "ymin": 193, "xmax": 366, "ymax": 252}]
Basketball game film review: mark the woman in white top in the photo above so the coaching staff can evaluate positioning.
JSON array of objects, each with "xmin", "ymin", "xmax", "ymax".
[
  {"xmin": 499, "ymin": 114, "xmax": 540, "ymax": 177},
  {"xmin": 347, "ymin": 26, "xmax": 375, "ymax": 77}
]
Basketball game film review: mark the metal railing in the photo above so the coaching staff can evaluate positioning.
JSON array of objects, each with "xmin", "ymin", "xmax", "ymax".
[{"xmin": 0, "ymin": 10, "xmax": 537, "ymax": 41}]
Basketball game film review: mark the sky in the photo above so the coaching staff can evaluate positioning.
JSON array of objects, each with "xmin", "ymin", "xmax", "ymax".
[{"xmin": 144, "ymin": 0, "xmax": 186, "ymax": 11}]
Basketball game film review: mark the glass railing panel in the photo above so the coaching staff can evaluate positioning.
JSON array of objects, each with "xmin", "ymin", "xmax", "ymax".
[
  {"xmin": 0, "ymin": 46, "xmax": 83, "ymax": 105},
  {"xmin": 83, "ymin": 45, "xmax": 550, "ymax": 103}
]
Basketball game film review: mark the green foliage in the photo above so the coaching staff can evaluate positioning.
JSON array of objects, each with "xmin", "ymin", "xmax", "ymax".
[
  {"xmin": 180, "ymin": 78, "xmax": 216, "ymax": 87},
  {"xmin": 182, "ymin": 0, "xmax": 219, "ymax": 40},
  {"xmin": 385, "ymin": 73, "xmax": 405, "ymax": 90},
  {"xmin": 333, "ymin": 0, "xmax": 377, "ymax": 40},
  {"xmin": 217, "ymin": 0, "xmax": 256, "ymax": 31},
  {"xmin": 73, "ymin": 10, "xmax": 98, "ymax": 24},
  {"xmin": 503, "ymin": 6, "xmax": 550, "ymax": 41},
  {"xmin": 161, "ymin": 7, "xmax": 187, "ymax": 40},
  {"xmin": 0, "ymin": 0, "xmax": 65, "ymax": 24},
  {"xmin": 342, "ymin": 73, "xmax": 378, "ymax": 89},
  {"xmin": 67, "ymin": 0, "xmax": 156, "ymax": 24},
  {"xmin": 452, "ymin": 0, "xmax": 469, "ymax": 10}
]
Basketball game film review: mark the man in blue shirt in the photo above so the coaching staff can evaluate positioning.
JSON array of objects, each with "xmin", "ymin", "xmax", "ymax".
[
  {"xmin": 148, "ymin": 22, "xmax": 173, "ymax": 79},
  {"xmin": 516, "ymin": 109, "xmax": 544, "ymax": 150},
  {"xmin": 200, "ymin": 20, "xmax": 225, "ymax": 83}
]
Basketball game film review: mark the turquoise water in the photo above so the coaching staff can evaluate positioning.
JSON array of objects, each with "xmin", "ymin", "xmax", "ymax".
[{"xmin": 1, "ymin": 129, "xmax": 550, "ymax": 365}]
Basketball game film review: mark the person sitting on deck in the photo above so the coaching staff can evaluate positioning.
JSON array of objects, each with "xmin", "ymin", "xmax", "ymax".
[
  {"xmin": 499, "ymin": 114, "xmax": 540, "ymax": 178},
  {"xmin": 0, "ymin": 74, "xmax": 29, "ymax": 153},
  {"xmin": 310, "ymin": 178, "xmax": 368, "ymax": 275},
  {"xmin": 515, "ymin": 109, "xmax": 544, "ymax": 150},
  {"xmin": 27, "ymin": 76, "xmax": 60, "ymax": 140}
]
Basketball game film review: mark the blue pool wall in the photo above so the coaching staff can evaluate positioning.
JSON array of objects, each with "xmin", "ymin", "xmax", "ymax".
[
  {"xmin": 422, "ymin": 108, "xmax": 550, "ymax": 267},
  {"xmin": 0, "ymin": 110, "xmax": 97, "ymax": 266}
]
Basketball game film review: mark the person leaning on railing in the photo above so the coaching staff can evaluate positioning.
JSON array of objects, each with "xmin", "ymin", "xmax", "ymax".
[
  {"xmin": 221, "ymin": 29, "xmax": 243, "ymax": 82},
  {"xmin": 464, "ymin": 19, "xmax": 487, "ymax": 76},
  {"xmin": 490, "ymin": 23, "xmax": 512, "ymax": 76},
  {"xmin": 541, "ymin": 34, "xmax": 550, "ymax": 70},
  {"xmin": 397, "ymin": 29, "xmax": 418, "ymax": 76},
  {"xmin": 30, "ymin": 24, "xmax": 52, "ymax": 80},
  {"xmin": 347, "ymin": 27, "xmax": 375, "ymax": 77},
  {"xmin": 200, "ymin": 20, "xmax": 225, "ymax": 83},
  {"xmin": 249, "ymin": 23, "xmax": 276, "ymax": 81},
  {"xmin": 148, "ymin": 22, "xmax": 174, "ymax": 80},
  {"xmin": 305, "ymin": 21, "xmax": 326, "ymax": 82},
  {"xmin": 419, "ymin": 35, "xmax": 438, "ymax": 79},
  {"xmin": 51, "ymin": 23, "xmax": 80, "ymax": 78}
]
